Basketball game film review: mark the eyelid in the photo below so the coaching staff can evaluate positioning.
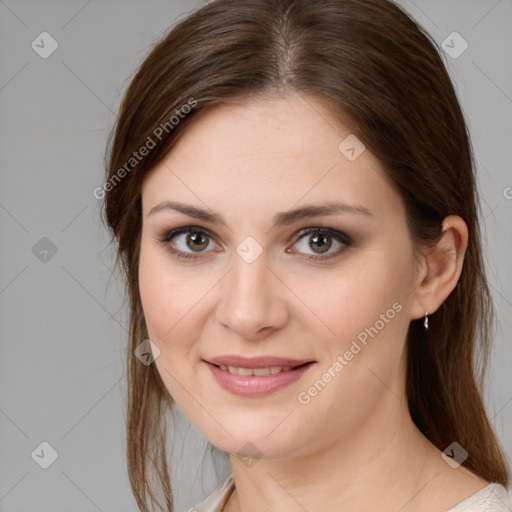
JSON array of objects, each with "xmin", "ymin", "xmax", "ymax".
[{"xmin": 293, "ymin": 226, "xmax": 352, "ymax": 245}]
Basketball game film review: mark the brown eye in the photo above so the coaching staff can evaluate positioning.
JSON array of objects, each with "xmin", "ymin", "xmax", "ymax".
[
  {"xmin": 289, "ymin": 227, "xmax": 352, "ymax": 261},
  {"xmin": 186, "ymin": 232, "xmax": 209, "ymax": 251},
  {"xmin": 158, "ymin": 226, "xmax": 217, "ymax": 259},
  {"xmin": 308, "ymin": 233, "xmax": 332, "ymax": 253}
]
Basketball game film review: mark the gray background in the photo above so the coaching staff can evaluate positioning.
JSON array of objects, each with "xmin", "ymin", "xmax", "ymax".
[{"xmin": 0, "ymin": 0, "xmax": 511, "ymax": 510}]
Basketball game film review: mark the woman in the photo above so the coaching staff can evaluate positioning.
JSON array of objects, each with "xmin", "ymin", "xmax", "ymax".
[{"xmin": 101, "ymin": 0, "xmax": 510, "ymax": 510}]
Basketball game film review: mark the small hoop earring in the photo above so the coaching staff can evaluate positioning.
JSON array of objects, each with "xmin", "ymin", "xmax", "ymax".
[{"xmin": 424, "ymin": 310, "xmax": 429, "ymax": 331}]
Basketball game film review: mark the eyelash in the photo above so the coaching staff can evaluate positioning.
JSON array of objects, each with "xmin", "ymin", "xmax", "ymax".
[{"xmin": 156, "ymin": 226, "xmax": 352, "ymax": 262}]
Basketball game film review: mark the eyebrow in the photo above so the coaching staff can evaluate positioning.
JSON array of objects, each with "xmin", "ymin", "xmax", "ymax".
[{"xmin": 148, "ymin": 200, "xmax": 372, "ymax": 226}]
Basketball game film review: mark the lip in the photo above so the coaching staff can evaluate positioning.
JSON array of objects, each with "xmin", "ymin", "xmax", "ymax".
[
  {"xmin": 205, "ymin": 355, "xmax": 314, "ymax": 368},
  {"xmin": 204, "ymin": 359, "xmax": 316, "ymax": 397}
]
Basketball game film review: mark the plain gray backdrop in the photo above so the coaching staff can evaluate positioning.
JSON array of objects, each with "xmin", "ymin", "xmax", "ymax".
[{"xmin": 1, "ymin": 1, "xmax": 511, "ymax": 511}]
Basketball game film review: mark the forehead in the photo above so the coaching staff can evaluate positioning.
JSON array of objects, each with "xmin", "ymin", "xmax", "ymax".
[{"xmin": 141, "ymin": 94, "xmax": 403, "ymax": 223}]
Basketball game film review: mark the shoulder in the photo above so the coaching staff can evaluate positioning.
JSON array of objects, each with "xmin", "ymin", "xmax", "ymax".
[
  {"xmin": 190, "ymin": 473, "xmax": 235, "ymax": 512},
  {"xmin": 445, "ymin": 483, "xmax": 511, "ymax": 512}
]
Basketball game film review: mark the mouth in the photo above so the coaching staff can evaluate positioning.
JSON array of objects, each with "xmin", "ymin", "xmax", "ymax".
[
  {"xmin": 207, "ymin": 361, "xmax": 313, "ymax": 376},
  {"xmin": 203, "ymin": 358, "xmax": 316, "ymax": 397}
]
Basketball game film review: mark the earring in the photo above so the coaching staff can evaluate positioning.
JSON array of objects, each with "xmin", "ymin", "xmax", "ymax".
[{"xmin": 423, "ymin": 310, "xmax": 429, "ymax": 331}]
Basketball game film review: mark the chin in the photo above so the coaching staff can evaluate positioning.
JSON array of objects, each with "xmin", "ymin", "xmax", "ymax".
[{"xmin": 201, "ymin": 421, "xmax": 307, "ymax": 462}]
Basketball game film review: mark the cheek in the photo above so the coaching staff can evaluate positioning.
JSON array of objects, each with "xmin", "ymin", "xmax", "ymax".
[
  {"xmin": 139, "ymin": 247, "xmax": 168, "ymax": 338},
  {"xmin": 293, "ymin": 247, "xmax": 412, "ymax": 404},
  {"xmin": 291, "ymin": 288, "xmax": 409, "ymax": 445},
  {"xmin": 138, "ymin": 247, "xmax": 201, "ymax": 407},
  {"xmin": 138, "ymin": 243, "xmax": 191, "ymax": 350},
  {"xmin": 294, "ymin": 249, "xmax": 410, "ymax": 349},
  {"xmin": 138, "ymin": 242, "xmax": 216, "ymax": 369}
]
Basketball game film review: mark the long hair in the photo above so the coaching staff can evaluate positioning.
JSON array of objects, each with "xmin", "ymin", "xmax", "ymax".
[{"xmin": 102, "ymin": 0, "xmax": 509, "ymax": 509}]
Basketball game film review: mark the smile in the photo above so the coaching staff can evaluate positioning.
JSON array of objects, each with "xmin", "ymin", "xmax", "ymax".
[
  {"xmin": 218, "ymin": 365, "xmax": 294, "ymax": 375},
  {"xmin": 204, "ymin": 361, "xmax": 315, "ymax": 397}
]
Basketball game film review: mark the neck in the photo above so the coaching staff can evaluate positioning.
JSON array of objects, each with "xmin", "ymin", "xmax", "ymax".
[{"xmin": 226, "ymin": 397, "xmax": 442, "ymax": 512}]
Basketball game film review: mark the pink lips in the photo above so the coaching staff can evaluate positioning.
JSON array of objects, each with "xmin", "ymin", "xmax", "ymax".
[{"xmin": 203, "ymin": 355, "xmax": 316, "ymax": 397}]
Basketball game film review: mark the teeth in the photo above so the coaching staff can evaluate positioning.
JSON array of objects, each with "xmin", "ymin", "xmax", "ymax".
[
  {"xmin": 219, "ymin": 365, "xmax": 293, "ymax": 376},
  {"xmin": 253, "ymin": 367, "xmax": 270, "ymax": 376},
  {"xmin": 234, "ymin": 366, "xmax": 252, "ymax": 376}
]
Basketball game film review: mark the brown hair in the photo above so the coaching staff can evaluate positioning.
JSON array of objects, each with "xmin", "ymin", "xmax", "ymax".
[{"xmin": 102, "ymin": 0, "xmax": 509, "ymax": 509}]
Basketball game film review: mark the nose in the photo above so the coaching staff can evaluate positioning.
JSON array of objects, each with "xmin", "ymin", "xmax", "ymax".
[{"xmin": 215, "ymin": 253, "xmax": 289, "ymax": 341}]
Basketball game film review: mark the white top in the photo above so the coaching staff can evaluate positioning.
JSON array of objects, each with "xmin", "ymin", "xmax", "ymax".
[{"xmin": 191, "ymin": 473, "xmax": 511, "ymax": 512}]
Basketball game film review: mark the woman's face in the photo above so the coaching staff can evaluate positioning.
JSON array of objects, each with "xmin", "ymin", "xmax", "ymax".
[{"xmin": 138, "ymin": 93, "xmax": 422, "ymax": 460}]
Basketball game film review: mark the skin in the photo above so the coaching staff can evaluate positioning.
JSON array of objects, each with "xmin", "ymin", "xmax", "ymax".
[{"xmin": 138, "ymin": 93, "xmax": 488, "ymax": 511}]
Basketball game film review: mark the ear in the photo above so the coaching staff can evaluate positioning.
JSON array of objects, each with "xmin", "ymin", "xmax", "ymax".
[{"xmin": 409, "ymin": 215, "xmax": 469, "ymax": 321}]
